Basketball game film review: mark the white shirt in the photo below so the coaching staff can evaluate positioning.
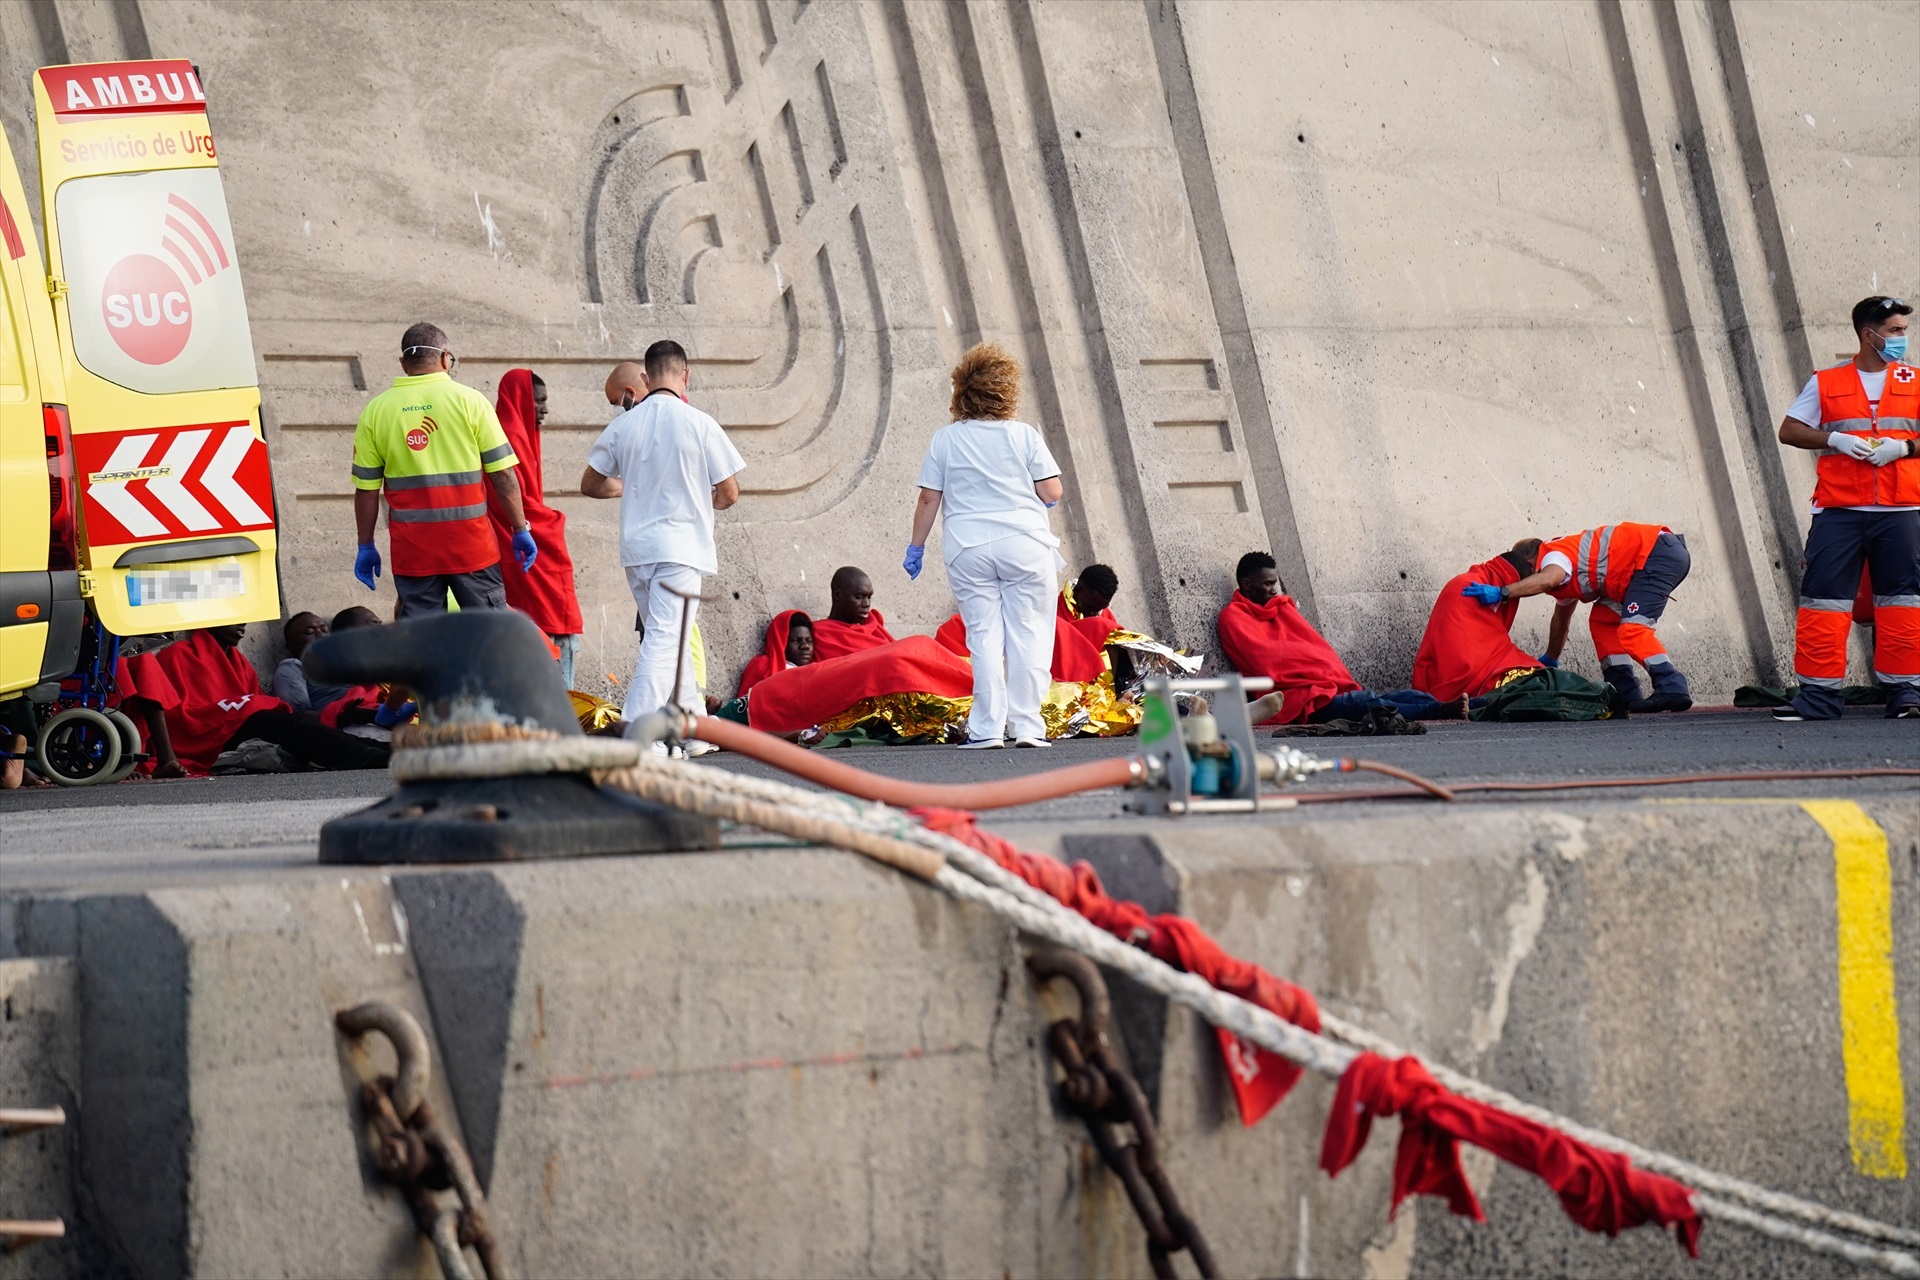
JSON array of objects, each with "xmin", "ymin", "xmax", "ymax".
[
  {"xmin": 916, "ymin": 418, "xmax": 1062, "ymax": 560},
  {"xmin": 1784, "ymin": 366, "xmax": 1913, "ymax": 513},
  {"xmin": 586, "ymin": 391, "xmax": 745, "ymax": 573}
]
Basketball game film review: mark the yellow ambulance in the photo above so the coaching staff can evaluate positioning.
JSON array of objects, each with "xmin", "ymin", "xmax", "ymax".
[{"xmin": 1, "ymin": 59, "xmax": 279, "ymax": 784}]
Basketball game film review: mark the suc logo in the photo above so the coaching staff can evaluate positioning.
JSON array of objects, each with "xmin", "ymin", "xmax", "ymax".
[{"xmin": 101, "ymin": 252, "xmax": 191, "ymax": 364}]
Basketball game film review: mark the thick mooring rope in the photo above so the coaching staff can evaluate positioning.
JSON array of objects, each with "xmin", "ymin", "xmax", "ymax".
[{"xmin": 393, "ymin": 734, "xmax": 1920, "ymax": 1275}]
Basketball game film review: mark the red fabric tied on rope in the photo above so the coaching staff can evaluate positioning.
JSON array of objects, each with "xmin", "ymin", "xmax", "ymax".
[
  {"xmin": 1320, "ymin": 1052, "xmax": 1700, "ymax": 1255},
  {"xmin": 915, "ymin": 808, "xmax": 1320, "ymax": 1125},
  {"xmin": 1410, "ymin": 555, "xmax": 1541, "ymax": 702},
  {"xmin": 810, "ymin": 610, "xmax": 895, "ymax": 662},
  {"xmin": 488, "ymin": 368, "xmax": 582, "ymax": 638},
  {"xmin": 1216, "ymin": 591, "xmax": 1360, "ymax": 724},
  {"xmin": 747, "ymin": 636, "xmax": 973, "ymax": 734}
]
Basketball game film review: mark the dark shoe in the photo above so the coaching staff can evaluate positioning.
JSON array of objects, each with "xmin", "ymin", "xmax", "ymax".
[
  {"xmin": 1629, "ymin": 664, "xmax": 1692, "ymax": 714},
  {"xmin": 1886, "ymin": 687, "xmax": 1920, "ymax": 719},
  {"xmin": 957, "ymin": 737, "xmax": 1004, "ymax": 750},
  {"xmin": 1602, "ymin": 665, "xmax": 1645, "ymax": 705},
  {"xmin": 1770, "ymin": 706, "xmax": 1807, "ymax": 722}
]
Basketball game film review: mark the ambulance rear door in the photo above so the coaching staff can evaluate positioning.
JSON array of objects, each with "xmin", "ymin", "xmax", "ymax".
[
  {"xmin": 0, "ymin": 116, "xmax": 81, "ymax": 698},
  {"xmin": 33, "ymin": 60, "xmax": 279, "ymax": 636}
]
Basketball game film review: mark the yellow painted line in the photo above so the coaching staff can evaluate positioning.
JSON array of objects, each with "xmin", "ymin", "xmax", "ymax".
[{"xmin": 1800, "ymin": 800, "xmax": 1907, "ymax": 1179}]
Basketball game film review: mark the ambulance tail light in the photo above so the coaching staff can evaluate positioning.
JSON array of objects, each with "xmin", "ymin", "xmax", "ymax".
[{"xmin": 44, "ymin": 404, "xmax": 78, "ymax": 571}]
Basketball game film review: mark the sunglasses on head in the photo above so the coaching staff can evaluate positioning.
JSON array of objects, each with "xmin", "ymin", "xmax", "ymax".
[{"xmin": 403, "ymin": 345, "xmax": 457, "ymax": 373}]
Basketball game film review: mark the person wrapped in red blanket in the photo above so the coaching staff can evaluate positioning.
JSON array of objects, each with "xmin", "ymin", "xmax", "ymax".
[
  {"xmin": 936, "ymin": 563, "xmax": 1123, "ymax": 683},
  {"xmin": 743, "ymin": 635, "xmax": 974, "ymax": 735},
  {"xmin": 488, "ymin": 368, "xmax": 584, "ymax": 685},
  {"xmin": 737, "ymin": 610, "xmax": 814, "ymax": 696},
  {"xmin": 1410, "ymin": 540, "xmax": 1545, "ymax": 703},
  {"xmin": 119, "ymin": 624, "xmax": 391, "ymax": 777},
  {"xmin": 1220, "ymin": 553, "xmax": 1445, "ymax": 725},
  {"xmin": 810, "ymin": 567, "xmax": 895, "ymax": 660}
]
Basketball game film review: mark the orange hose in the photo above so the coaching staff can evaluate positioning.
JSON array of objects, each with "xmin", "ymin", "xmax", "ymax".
[
  {"xmin": 690, "ymin": 716, "xmax": 1140, "ymax": 810},
  {"xmin": 1338, "ymin": 758, "xmax": 1456, "ymax": 801}
]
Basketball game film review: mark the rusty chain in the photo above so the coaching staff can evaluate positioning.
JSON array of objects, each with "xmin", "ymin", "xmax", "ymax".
[
  {"xmin": 336, "ymin": 1003, "xmax": 509, "ymax": 1280},
  {"xmin": 1028, "ymin": 947, "xmax": 1219, "ymax": 1279}
]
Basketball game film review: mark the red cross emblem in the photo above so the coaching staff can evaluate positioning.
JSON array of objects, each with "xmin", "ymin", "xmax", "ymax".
[{"xmin": 1894, "ymin": 366, "xmax": 1916, "ymax": 384}]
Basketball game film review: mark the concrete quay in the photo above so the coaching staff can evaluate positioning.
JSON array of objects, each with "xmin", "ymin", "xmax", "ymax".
[{"xmin": 1, "ymin": 742, "xmax": 1913, "ymax": 1277}]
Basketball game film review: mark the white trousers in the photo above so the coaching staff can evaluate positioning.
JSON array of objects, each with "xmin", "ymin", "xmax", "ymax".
[
  {"xmin": 623, "ymin": 561, "xmax": 703, "ymax": 721},
  {"xmin": 949, "ymin": 533, "xmax": 1058, "ymax": 741}
]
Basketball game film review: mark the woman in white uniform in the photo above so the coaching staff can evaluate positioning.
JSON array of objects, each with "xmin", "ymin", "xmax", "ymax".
[{"xmin": 903, "ymin": 343, "xmax": 1065, "ymax": 748}]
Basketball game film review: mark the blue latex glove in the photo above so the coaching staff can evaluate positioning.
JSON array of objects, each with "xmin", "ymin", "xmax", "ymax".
[
  {"xmin": 512, "ymin": 528, "xmax": 538, "ymax": 573},
  {"xmin": 1460, "ymin": 582, "xmax": 1505, "ymax": 606},
  {"xmin": 373, "ymin": 699, "xmax": 417, "ymax": 728},
  {"xmin": 1044, "ymin": 499, "xmax": 1060, "ymax": 509},
  {"xmin": 903, "ymin": 544, "xmax": 925, "ymax": 580},
  {"xmin": 354, "ymin": 542, "xmax": 381, "ymax": 590},
  {"xmin": 1538, "ymin": 653, "xmax": 1559, "ymax": 669}
]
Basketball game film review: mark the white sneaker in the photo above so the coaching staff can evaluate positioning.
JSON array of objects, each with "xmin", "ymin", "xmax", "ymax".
[
  {"xmin": 1012, "ymin": 736, "xmax": 1050, "ymax": 748},
  {"xmin": 683, "ymin": 740, "xmax": 719, "ymax": 757},
  {"xmin": 957, "ymin": 737, "xmax": 1004, "ymax": 750}
]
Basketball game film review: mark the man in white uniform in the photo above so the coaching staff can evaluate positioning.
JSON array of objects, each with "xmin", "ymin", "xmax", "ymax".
[{"xmin": 583, "ymin": 340, "xmax": 745, "ymax": 724}]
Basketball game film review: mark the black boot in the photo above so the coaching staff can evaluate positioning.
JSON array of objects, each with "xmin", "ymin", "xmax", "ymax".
[
  {"xmin": 1630, "ymin": 662, "xmax": 1692, "ymax": 714},
  {"xmin": 1602, "ymin": 663, "xmax": 1644, "ymax": 705}
]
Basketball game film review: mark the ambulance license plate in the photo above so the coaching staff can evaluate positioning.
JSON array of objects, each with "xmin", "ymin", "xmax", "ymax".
[{"xmin": 127, "ymin": 563, "xmax": 246, "ymax": 606}]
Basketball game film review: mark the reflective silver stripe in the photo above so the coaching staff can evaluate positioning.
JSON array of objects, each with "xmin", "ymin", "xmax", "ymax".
[
  {"xmin": 1795, "ymin": 673, "xmax": 1847, "ymax": 688},
  {"xmin": 1573, "ymin": 529, "xmax": 1594, "ymax": 598},
  {"xmin": 1877, "ymin": 417, "xmax": 1918, "ymax": 431},
  {"xmin": 1797, "ymin": 597, "xmax": 1856, "ymax": 612},
  {"xmin": 1600, "ymin": 653, "xmax": 1635, "ymax": 668},
  {"xmin": 385, "ymin": 470, "xmax": 481, "ymax": 491},
  {"xmin": 351, "ymin": 463, "xmax": 384, "ymax": 481},
  {"xmin": 1823, "ymin": 417, "xmax": 1874, "ymax": 433},
  {"xmin": 1643, "ymin": 654, "xmax": 1675, "ymax": 667},
  {"xmin": 1618, "ymin": 615, "xmax": 1663, "ymax": 631},
  {"xmin": 389, "ymin": 503, "xmax": 488, "ymax": 523},
  {"xmin": 1874, "ymin": 670, "xmax": 1920, "ymax": 685},
  {"xmin": 1873, "ymin": 594, "xmax": 1920, "ymax": 609},
  {"xmin": 479, "ymin": 443, "xmax": 516, "ymax": 465}
]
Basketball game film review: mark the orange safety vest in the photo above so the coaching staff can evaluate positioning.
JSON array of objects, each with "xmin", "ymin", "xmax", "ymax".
[
  {"xmin": 1541, "ymin": 523, "xmax": 1668, "ymax": 604},
  {"xmin": 1812, "ymin": 362, "xmax": 1920, "ymax": 509}
]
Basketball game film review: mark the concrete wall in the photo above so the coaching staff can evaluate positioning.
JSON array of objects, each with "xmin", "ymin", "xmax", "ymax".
[
  {"xmin": 0, "ymin": 0, "xmax": 1914, "ymax": 697},
  {"xmin": 3, "ymin": 795, "xmax": 1915, "ymax": 1277}
]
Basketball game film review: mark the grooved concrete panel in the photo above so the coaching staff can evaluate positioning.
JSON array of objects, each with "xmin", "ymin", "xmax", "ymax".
[{"xmin": 0, "ymin": 0, "xmax": 1911, "ymax": 696}]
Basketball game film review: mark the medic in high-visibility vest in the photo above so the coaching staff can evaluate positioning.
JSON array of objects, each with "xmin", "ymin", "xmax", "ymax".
[
  {"xmin": 1460, "ymin": 523, "xmax": 1694, "ymax": 713},
  {"xmin": 1771, "ymin": 295, "xmax": 1919, "ymax": 721}
]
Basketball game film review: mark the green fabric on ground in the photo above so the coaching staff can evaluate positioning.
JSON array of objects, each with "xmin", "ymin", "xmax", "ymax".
[
  {"xmin": 1469, "ymin": 669, "xmax": 1620, "ymax": 722},
  {"xmin": 715, "ymin": 696, "xmax": 751, "ymax": 724},
  {"xmin": 1732, "ymin": 684, "xmax": 1889, "ymax": 708}
]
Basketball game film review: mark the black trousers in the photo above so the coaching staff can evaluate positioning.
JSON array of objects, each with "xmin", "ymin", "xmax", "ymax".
[{"xmin": 225, "ymin": 710, "xmax": 390, "ymax": 771}]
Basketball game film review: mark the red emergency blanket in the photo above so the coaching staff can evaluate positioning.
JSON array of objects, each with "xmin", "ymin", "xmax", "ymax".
[
  {"xmin": 747, "ymin": 635, "xmax": 973, "ymax": 734},
  {"xmin": 1216, "ymin": 592, "xmax": 1359, "ymax": 724},
  {"xmin": 916, "ymin": 809, "xmax": 1320, "ymax": 1125},
  {"xmin": 488, "ymin": 368, "xmax": 583, "ymax": 637},
  {"xmin": 1321, "ymin": 1052, "xmax": 1700, "ymax": 1254},
  {"xmin": 1410, "ymin": 555, "xmax": 1541, "ymax": 702},
  {"xmin": 118, "ymin": 630, "xmax": 285, "ymax": 775},
  {"xmin": 738, "ymin": 610, "xmax": 810, "ymax": 696},
  {"xmin": 320, "ymin": 685, "xmax": 383, "ymax": 730},
  {"xmin": 810, "ymin": 610, "xmax": 896, "ymax": 662}
]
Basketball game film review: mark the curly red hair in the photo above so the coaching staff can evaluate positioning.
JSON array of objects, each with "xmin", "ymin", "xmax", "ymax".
[{"xmin": 949, "ymin": 341, "xmax": 1021, "ymax": 421}]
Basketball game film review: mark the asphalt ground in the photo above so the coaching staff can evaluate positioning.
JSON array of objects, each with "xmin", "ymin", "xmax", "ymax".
[{"xmin": 1, "ymin": 707, "xmax": 1913, "ymax": 893}]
